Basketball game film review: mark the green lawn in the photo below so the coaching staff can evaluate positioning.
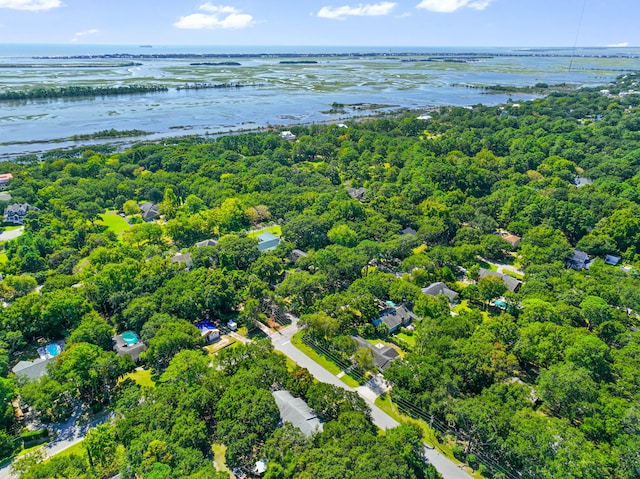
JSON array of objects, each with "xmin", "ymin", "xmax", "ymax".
[
  {"xmin": 52, "ymin": 440, "xmax": 87, "ymax": 460},
  {"xmin": 98, "ymin": 213, "xmax": 131, "ymax": 236},
  {"xmin": 291, "ymin": 331, "xmax": 360, "ymax": 388},
  {"xmin": 122, "ymin": 368, "xmax": 155, "ymax": 388},
  {"xmin": 395, "ymin": 332, "xmax": 416, "ymax": 348},
  {"xmin": 247, "ymin": 225, "xmax": 281, "ymax": 239}
]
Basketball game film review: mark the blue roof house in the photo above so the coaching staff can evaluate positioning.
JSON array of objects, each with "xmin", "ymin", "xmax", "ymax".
[{"xmin": 257, "ymin": 232, "xmax": 280, "ymax": 252}]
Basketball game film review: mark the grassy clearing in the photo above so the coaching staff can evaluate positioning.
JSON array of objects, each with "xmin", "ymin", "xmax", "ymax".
[
  {"xmin": 247, "ymin": 225, "xmax": 282, "ymax": 239},
  {"xmin": 291, "ymin": 331, "xmax": 360, "ymax": 388},
  {"xmin": 123, "ymin": 368, "xmax": 155, "ymax": 388},
  {"xmin": 395, "ymin": 332, "xmax": 416, "ymax": 347},
  {"xmin": 53, "ymin": 440, "xmax": 87, "ymax": 460},
  {"xmin": 212, "ymin": 444, "xmax": 233, "ymax": 478},
  {"xmin": 0, "ymin": 252, "xmax": 7, "ymax": 264},
  {"xmin": 98, "ymin": 213, "xmax": 131, "ymax": 236}
]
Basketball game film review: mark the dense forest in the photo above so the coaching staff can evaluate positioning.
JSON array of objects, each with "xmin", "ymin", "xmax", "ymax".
[{"xmin": 0, "ymin": 72, "xmax": 639, "ymax": 478}]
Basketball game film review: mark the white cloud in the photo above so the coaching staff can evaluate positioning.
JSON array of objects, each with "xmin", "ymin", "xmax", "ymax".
[
  {"xmin": 318, "ymin": 2, "xmax": 397, "ymax": 20},
  {"xmin": 415, "ymin": 0, "xmax": 492, "ymax": 13},
  {"xmin": 0, "ymin": 0, "xmax": 61, "ymax": 11},
  {"xmin": 174, "ymin": 3, "xmax": 255, "ymax": 30},
  {"xmin": 71, "ymin": 28, "xmax": 99, "ymax": 42},
  {"xmin": 607, "ymin": 42, "xmax": 629, "ymax": 47},
  {"xmin": 396, "ymin": 11, "xmax": 412, "ymax": 18}
]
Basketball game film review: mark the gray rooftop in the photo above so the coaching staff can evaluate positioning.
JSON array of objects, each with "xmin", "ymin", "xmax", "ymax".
[
  {"xmin": 195, "ymin": 239, "xmax": 218, "ymax": 248},
  {"xmin": 421, "ymin": 282, "xmax": 459, "ymax": 301},
  {"xmin": 478, "ymin": 268, "xmax": 522, "ymax": 293},
  {"xmin": 113, "ymin": 335, "xmax": 147, "ymax": 362},
  {"xmin": 377, "ymin": 305, "xmax": 414, "ymax": 332},
  {"xmin": 352, "ymin": 336, "xmax": 399, "ymax": 372},
  {"xmin": 12, "ymin": 358, "xmax": 52, "ymax": 381},
  {"xmin": 272, "ymin": 390, "xmax": 323, "ymax": 437}
]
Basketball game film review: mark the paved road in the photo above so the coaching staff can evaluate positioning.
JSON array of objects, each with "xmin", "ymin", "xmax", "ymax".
[
  {"xmin": 0, "ymin": 413, "xmax": 112, "ymax": 479},
  {"xmin": 270, "ymin": 316, "xmax": 473, "ymax": 479}
]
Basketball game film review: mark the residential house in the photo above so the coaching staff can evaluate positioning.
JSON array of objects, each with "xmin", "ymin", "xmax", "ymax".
[
  {"xmin": 195, "ymin": 239, "xmax": 218, "ymax": 248},
  {"xmin": 4, "ymin": 203, "xmax": 39, "ymax": 225},
  {"xmin": 290, "ymin": 249, "xmax": 308, "ymax": 262},
  {"xmin": 604, "ymin": 254, "xmax": 621, "ymax": 266},
  {"xmin": 171, "ymin": 252, "xmax": 193, "ymax": 270},
  {"xmin": 373, "ymin": 304, "xmax": 414, "ymax": 334},
  {"xmin": 139, "ymin": 202, "xmax": 160, "ymax": 222},
  {"xmin": 0, "ymin": 173, "xmax": 13, "ymax": 190},
  {"xmin": 566, "ymin": 249, "xmax": 591, "ymax": 270},
  {"xmin": 113, "ymin": 332, "xmax": 147, "ymax": 361},
  {"xmin": 421, "ymin": 282, "xmax": 459, "ymax": 304},
  {"xmin": 195, "ymin": 320, "xmax": 220, "ymax": 342},
  {"xmin": 279, "ymin": 131, "xmax": 296, "ymax": 141},
  {"xmin": 499, "ymin": 230, "xmax": 521, "ymax": 248},
  {"xmin": 478, "ymin": 268, "xmax": 522, "ymax": 293},
  {"xmin": 11, "ymin": 358, "xmax": 52, "ymax": 381},
  {"xmin": 400, "ymin": 227, "xmax": 417, "ymax": 235},
  {"xmin": 257, "ymin": 232, "xmax": 280, "ymax": 252},
  {"xmin": 272, "ymin": 390, "xmax": 323, "ymax": 437},
  {"xmin": 352, "ymin": 336, "xmax": 399, "ymax": 372},
  {"xmin": 346, "ymin": 187, "xmax": 367, "ymax": 202}
]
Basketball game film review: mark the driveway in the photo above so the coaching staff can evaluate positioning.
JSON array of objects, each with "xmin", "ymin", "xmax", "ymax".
[
  {"xmin": 0, "ymin": 227, "xmax": 23, "ymax": 242},
  {"xmin": 270, "ymin": 316, "xmax": 473, "ymax": 479}
]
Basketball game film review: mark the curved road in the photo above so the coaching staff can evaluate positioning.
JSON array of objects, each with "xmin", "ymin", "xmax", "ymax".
[{"xmin": 270, "ymin": 317, "xmax": 473, "ymax": 479}]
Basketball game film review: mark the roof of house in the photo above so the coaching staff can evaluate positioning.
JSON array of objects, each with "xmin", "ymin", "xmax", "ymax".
[
  {"xmin": 400, "ymin": 227, "xmax": 417, "ymax": 235},
  {"xmin": 352, "ymin": 336, "xmax": 399, "ymax": 372},
  {"xmin": 501, "ymin": 233, "xmax": 521, "ymax": 245},
  {"xmin": 171, "ymin": 252, "xmax": 192, "ymax": 265},
  {"xmin": 195, "ymin": 320, "xmax": 218, "ymax": 334},
  {"xmin": 375, "ymin": 305, "xmax": 414, "ymax": 332},
  {"xmin": 257, "ymin": 232, "xmax": 280, "ymax": 252},
  {"xmin": 604, "ymin": 254, "xmax": 621, "ymax": 266},
  {"xmin": 195, "ymin": 239, "xmax": 218, "ymax": 248},
  {"xmin": 4, "ymin": 203, "xmax": 38, "ymax": 215},
  {"xmin": 139, "ymin": 202, "xmax": 160, "ymax": 222},
  {"xmin": 12, "ymin": 358, "xmax": 52, "ymax": 381},
  {"xmin": 478, "ymin": 268, "xmax": 522, "ymax": 292},
  {"xmin": 112, "ymin": 335, "xmax": 147, "ymax": 362},
  {"xmin": 421, "ymin": 282, "xmax": 459, "ymax": 301},
  {"xmin": 280, "ymin": 131, "xmax": 296, "ymax": 140},
  {"xmin": 566, "ymin": 249, "xmax": 590, "ymax": 270},
  {"xmin": 272, "ymin": 390, "xmax": 323, "ymax": 437},
  {"xmin": 346, "ymin": 187, "xmax": 367, "ymax": 201},
  {"xmin": 0, "ymin": 174, "xmax": 13, "ymax": 182},
  {"xmin": 290, "ymin": 249, "xmax": 308, "ymax": 261}
]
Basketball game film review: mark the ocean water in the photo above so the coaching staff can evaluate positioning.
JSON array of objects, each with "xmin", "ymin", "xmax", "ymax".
[{"xmin": 0, "ymin": 44, "xmax": 638, "ymax": 158}]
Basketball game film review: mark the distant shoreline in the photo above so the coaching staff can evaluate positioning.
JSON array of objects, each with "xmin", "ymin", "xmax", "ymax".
[{"xmin": 30, "ymin": 51, "xmax": 640, "ymax": 61}]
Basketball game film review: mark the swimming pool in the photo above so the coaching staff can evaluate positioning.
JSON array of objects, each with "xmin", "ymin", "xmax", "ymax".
[
  {"xmin": 493, "ymin": 300, "xmax": 507, "ymax": 308},
  {"xmin": 121, "ymin": 331, "xmax": 140, "ymax": 346},
  {"xmin": 45, "ymin": 343, "xmax": 62, "ymax": 357}
]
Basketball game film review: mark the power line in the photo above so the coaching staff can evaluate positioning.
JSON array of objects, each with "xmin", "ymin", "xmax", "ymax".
[{"xmin": 568, "ymin": 0, "xmax": 588, "ymax": 72}]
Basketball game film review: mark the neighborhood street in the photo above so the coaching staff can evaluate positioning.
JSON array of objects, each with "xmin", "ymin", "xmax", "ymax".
[
  {"xmin": 1, "ymin": 318, "xmax": 472, "ymax": 479},
  {"xmin": 270, "ymin": 316, "xmax": 474, "ymax": 479},
  {"xmin": 0, "ymin": 412, "xmax": 112, "ymax": 479}
]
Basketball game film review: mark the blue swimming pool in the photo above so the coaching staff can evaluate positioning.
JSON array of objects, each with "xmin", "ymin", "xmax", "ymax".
[
  {"xmin": 46, "ymin": 343, "xmax": 62, "ymax": 357},
  {"xmin": 121, "ymin": 331, "xmax": 140, "ymax": 345},
  {"xmin": 494, "ymin": 300, "xmax": 507, "ymax": 308}
]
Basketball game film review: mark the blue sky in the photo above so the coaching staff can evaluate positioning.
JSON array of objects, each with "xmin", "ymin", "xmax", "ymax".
[{"xmin": 0, "ymin": 0, "xmax": 637, "ymax": 47}]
